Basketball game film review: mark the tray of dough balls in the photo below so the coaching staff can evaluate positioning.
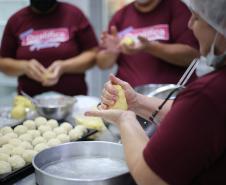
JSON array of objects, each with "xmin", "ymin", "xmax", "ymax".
[{"xmin": 0, "ymin": 116, "xmax": 97, "ymax": 183}]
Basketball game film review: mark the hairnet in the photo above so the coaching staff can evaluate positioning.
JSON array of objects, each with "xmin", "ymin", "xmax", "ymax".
[{"xmin": 181, "ymin": 0, "xmax": 226, "ymax": 38}]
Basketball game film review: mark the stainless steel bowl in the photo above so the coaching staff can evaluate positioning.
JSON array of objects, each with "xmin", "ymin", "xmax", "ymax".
[
  {"xmin": 34, "ymin": 94, "xmax": 76, "ymax": 120},
  {"xmin": 32, "ymin": 141, "xmax": 136, "ymax": 185},
  {"xmin": 135, "ymin": 84, "xmax": 180, "ymax": 99}
]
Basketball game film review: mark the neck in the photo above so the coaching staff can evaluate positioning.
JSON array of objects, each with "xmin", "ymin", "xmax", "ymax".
[
  {"xmin": 134, "ymin": 0, "xmax": 160, "ymax": 13},
  {"xmin": 31, "ymin": 3, "xmax": 58, "ymax": 14}
]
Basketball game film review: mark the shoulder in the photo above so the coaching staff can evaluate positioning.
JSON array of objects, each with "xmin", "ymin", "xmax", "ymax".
[{"xmin": 7, "ymin": 6, "xmax": 30, "ymax": 25}]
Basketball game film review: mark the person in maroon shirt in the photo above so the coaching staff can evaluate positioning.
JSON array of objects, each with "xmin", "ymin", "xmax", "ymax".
[
  {"xmin": 0, "ymin": 0, "xmax": 98, "ymax": 96},
  {"xmin": 86, "ymin": 0, "xmax": 226, "ymax": 184},
  {"xmin": 97, "ymin": 0, "xmax": 199, "ymax": 87}
]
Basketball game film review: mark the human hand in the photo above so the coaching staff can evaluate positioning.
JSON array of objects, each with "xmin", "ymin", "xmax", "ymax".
[
  {"xmin": 100, "ymin": 26, "xmax": 120, "ymax": 53},
  {"xmin": 42, "ymin": 60, "xmax": 64, "ymax": 87},
  {"xmin": 85, "ymin": 109, "xmax": 136, "ymax": 127},
  {"xmin": 100, "ymin": 74, "xmax": 138, "ymax": 111},
  {"xmin": 24, "ymin": 59, "xmax": 46, "ymax": 83},
  {"xmin": 120, "ymin": 36, "xmax": 152, "ymax": 55}
]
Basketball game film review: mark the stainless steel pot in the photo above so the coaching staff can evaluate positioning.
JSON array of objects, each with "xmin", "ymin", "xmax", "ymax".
[{"xmin": 32, "ymin": 141, "xmax": 136, "ymax": 185}]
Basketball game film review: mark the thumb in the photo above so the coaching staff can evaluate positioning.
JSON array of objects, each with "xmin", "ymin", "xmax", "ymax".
[
  {"xmin": 109, "ymin": 74, "xmax": 127, "ymax": 88},
  {"xmin": 111, "ymin": 26, "xmax": 118, "ymax": 37},
  {"xmin": 85, "ymin": 110, "xmax": 103, "ymax": 117},
  {"xmin": 138, "ymin": 36, "xmax": 149, "ymax": 44}
]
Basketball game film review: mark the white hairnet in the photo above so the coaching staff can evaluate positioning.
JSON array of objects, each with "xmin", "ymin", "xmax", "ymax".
[{"xmin": 181, "ymin": 0, "xmax": 226, "ymax": 38}]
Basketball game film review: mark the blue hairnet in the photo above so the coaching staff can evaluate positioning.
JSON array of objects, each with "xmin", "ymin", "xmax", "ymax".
[{"xmin": 182, "ymin": 0, "xmax": 226, "ymax": 37}]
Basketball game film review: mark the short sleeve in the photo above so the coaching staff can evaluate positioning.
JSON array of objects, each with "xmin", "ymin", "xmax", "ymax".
[
  {"xmin": 1, "ymin": 17, "xmax": 18, "ymax": 58},
  {"xmin": 170, "ymin": 1, "xmax": 199, "ymax": 49},
  {"xmin": 76, "ymin": 12, "xmax": 98, "ymax": 52},
  {"xmin": 143, "ymin": 89, "xmax": 224, "ymax": 185}
]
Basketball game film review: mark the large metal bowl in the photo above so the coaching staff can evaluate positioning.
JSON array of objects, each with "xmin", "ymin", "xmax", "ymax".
[
  {"xmin": 34, "ymin": 94, "xmax": 76, "ymax": 120},
  {"xmin": 32, "ymin": 141, "xmax": 136, "ymax": 185}
]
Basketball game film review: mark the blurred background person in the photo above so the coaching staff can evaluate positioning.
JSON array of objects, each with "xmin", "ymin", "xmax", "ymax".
[
  {"xmin": 0, "ymin": 0, "xmax": 98, "ymax": 97},
  {"xmin": 97, "ymin": 0, "xmax": 199, "ymax": 88}
]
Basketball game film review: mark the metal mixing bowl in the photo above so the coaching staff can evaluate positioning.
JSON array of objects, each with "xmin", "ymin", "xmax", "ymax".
[{"xmin": 34, "ymin": 94, "xmax": 76, "ymax": 120}]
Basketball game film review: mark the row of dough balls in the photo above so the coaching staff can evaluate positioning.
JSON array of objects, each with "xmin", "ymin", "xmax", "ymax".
[{"xmin": 0, "ymin": 117, "xmax": 88, "ymax": 174}]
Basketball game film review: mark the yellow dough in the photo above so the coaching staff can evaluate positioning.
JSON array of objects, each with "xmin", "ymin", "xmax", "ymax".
[
  {"xmin": 109, "ymin": 85, "xmax": 128, "ymax": 110},
  {"xmin": 11, "ymin": 106, "xmax": 26, "ymax": 120},
  {"xmin": 75, "ymin": 116, "xmax": 104, "ymax": 131},
  {"xmin": 120, "ymin": 37, "xmax": 135, "ymax": 46},
  {"xmin": 14, "ymin": 95, "xmax": 34, "ymax": 110}
]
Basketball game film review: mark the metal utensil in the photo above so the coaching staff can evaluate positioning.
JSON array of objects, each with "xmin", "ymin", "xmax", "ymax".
[
  {"xmin": 21, "ymin": 91, "xmax": 39, "ymax": 105},
  {"xmin": 32, "ymin": 141, "xmax": 136, "ymax": 185}
]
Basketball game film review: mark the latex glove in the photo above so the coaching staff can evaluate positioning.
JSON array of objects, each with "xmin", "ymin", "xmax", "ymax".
[
  {"xmin": 100, "ymin": 74, "xmax": 138, "ymax": 111},
  {"xmin": 42, "ymin": 60, "xmax": 64, "ymax": 87},
  {"xmin": 100, "ymin": 26, "xmax": 121, "ymax": 53},
  {"xmin": 24, "ymin": 59, "xmax": 46, "ymax": 83}
]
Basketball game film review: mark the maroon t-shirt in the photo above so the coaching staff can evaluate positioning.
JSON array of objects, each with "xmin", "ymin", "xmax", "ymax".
[
  {"xmin": 143, "ymin": 67, "xmax": 226, "ymax": 185},
  {"xmin": 1, "ymin": 2, "xmax": 98, "ymax": 96},
  {"xmin": 109, "ymin": 0, "xmax": 198, "ymax": 87}
]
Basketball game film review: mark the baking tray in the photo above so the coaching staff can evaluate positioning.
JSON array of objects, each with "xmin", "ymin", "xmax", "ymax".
[{"xmin": 0, "ymin": 129, "xmax": 98, "ymax": 184}]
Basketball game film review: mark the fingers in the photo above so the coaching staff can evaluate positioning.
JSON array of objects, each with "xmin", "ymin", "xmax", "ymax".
[
  {"xmin": 85, "ymin": 110, "xmax": 103, "ymax": 117},
  {"xmin": 110, "ymin": 26, "xmax": 118, "ymax": 37},
  {"xmin": 109, "ymin": 74, "xmax": 128, "ymax": 88}
]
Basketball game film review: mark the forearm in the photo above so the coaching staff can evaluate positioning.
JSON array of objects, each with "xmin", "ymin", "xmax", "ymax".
[
  {"xmin": 0, "ymin": 58, "xmax": 26, "ymax": 76},
  {"xmin": 132, "ymin": 93, "xmax": 172, "ymax": 122},
  {"xmin": 96, "ymin": 50, "xmax": 119, "ymax": 69},
  {"xmin": 146, "ymin": 42, "xmax": 199, "ymax": 67},
  {"xmin": 62, "ymin": 48, "xmax": 97, "ymax": 74}
]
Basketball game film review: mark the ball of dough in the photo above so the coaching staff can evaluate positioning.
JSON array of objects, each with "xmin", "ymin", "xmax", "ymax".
[
  {"xmin": 0, "ymin": 127, "xmax": 13, "ymax": 135},
  {"xmin": 19, "ymin": 133, "xmax": 33, "ymax": 143},
  {"xmin": 22, "ymin": 150, "xmax": 37, "ymax": 163},
  {"xmin": 27, "ymin": 130, "xmax": 41, "ymax": 139},
  {"xmin": 69, "ymin": 129, "xmax": 83, "ymax": 141},
  {"xmin": 53, "ymin": 127, "xmax": 67, "ymax": 135},
  {"xmin": 2, "ymin": 144, "xmax": 14, "ymax": 155},
  {"xmin": 11, "ymin": 147, "xmax": 25, "ymax": 157},
  {"xmin": 11, "ymin": 105, "xmax": 26, "ymax": 120},
  {"xmin": 47, "ymin": 138, "xmax": 61, "ymax": 147},
  {"xmin": 5, "ymin": 132, "xmax": 18, "ymax": 139},
  {"xmin": 0, "ymin": 153, "xmax": 10, "ymax": 161},
  {"xmin": 34, "ymin": 117, "xmax": 47, "ymax": 127},
  {"xmin": 60, "ymin": 122, "xmax": 73, "ymax": 133},
  {"xmin": 23, "ymin": 120, "xmax": 36, "ymax": 130},
  {"xmin": 32, "ymin": 137, "xmax": 46, "ymax": 146},
  {"xmin": 8, "ymin": 138, "xmax": 22, "ymax": 146},
  {"xmin": 0, "ymin": 161, "xmax": 12, "ymax": 174},
  {"xmin": 20, "ymin": 141, "xmax": 33, "ymax": 150},
  {"xmin": 43, "ymin": 131, "xmax": 56, "ymax": 141},
  {"xmin": 57, "ymin": 134, "xmax": 70, "ymax": 143},
  {"xmin": 38, "ymin": 125, "xmax": 52, "ymax": 135},
  {"xmin": 46, "ymin": 119, "xmax": 58, "ymax": 129},
  {"xmin": 0, "ymin": 135, "xmax": 10, "ymax": 146},
  {"xmin": 8, "ymin": 155, "xmax": 26, "ymax": 170},
  {"xmin": 75, "ymin": 125, "xmax": 87, "ymax": 134},
  {"xmin": 34, "ymin": 143, "xmax": 48, "ymax": 153},
  {"xmin": 14, "ymin": 125, "xmax": 28, "ymax": 136}
]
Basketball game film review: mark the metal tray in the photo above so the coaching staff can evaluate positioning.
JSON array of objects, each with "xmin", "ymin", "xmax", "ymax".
[{"xmin": 0, "ymin": 129, "xmax": 98, "ymax": 184}]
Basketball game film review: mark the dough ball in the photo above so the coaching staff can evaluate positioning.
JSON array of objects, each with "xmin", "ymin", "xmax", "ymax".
[
  {"xmin": 11, "ymin": 147, "xmax": 25, "ymax": 157},
  {"xmin": 0, "ymin": 161, "xmax": 12, "ymax": 174},
  {"xmin": 27, "ymin": 130, "xmax": 41, "ymax": 139},
  {"xmin": 38, "ymin": 125, "xmax": 52, "ymax": 135},
  {"xmin": 53, "ymin": 127, "xmax": 67, "ymax": 135},
  {"xmin": 0, "ymin": 135, "xmax": 10, "ymax": 146},
  {"xmin": 0, "ymin": 153, "xmax": 10, "ymax": 161},
  {"xmin": 23, "ymin": 120, "xmax": 36, "ymax": 130},
  {"xmin": 47, "ymin": 138, "xmax": 61, "ymax": 147},
  {"xmin": 2, "ymin": 144, "xmax": 14, "ymax": 155},
  {"xmin": 34, "ymin": 117, "xmax": 47, "ymax": 127},
  {"xmin": 69, "ymin": 129, "xmax": 83, "ymax": 141},
  {"xmin": 11, "ymin": 106, "xmax": 26, "ymax": 120},
  {"xmin": 20, "ymin": 141, "xmax": 33, "ymax": 150},
  {"xmin": 22, "ymin": 150, "xmax": 37, "ymax": 163},
  {"xmin": 8, "ymin": 138, "xmax": 22, "ymax": 146},
  {"xmin": 34, "ymin": 143, "xmax": 48, "ymax": 153},
  {"xmin": 5, "ymin": 132, "xmax": 18, "ymax": 139},
  {"xmin": 0, "ymin": 127, "xmax": 13, "ymax": 135},
  {"xmin": 46, "ymin": 119, "xmax": 58, "ymax": 129},
  {"xmin": 8, "ymin": 155, "xmax": 26, "ymax": 170},
  {"xmin": 57, "ymin": 134, "xmax": 70, "ymax": 143},
  {"xmin": 19, "ymin": 133, "xmax": 33, "ymax": 143},
  {"xmin": 75, "ymin": 125, "xmax": 87, "ymax": 134},
  {"xmin": 60, "ymin": 122, "xmax": 73, "ymax": 133},
  {"xmin": 43, "ymin": 131, "xmax": 56, "ymax": 141},
  {"xmin": 14, "ymin": 125, "xmax": 28, "ymax": 136},
  {"xmin": 32, "ymin": 137, "xmax": 46, "ymax": 146}
]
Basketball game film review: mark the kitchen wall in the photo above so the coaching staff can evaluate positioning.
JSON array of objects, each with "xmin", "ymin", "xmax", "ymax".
[{"xmin": 0, "ymin": 0, "xmax": 132, "ymax": 105}]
